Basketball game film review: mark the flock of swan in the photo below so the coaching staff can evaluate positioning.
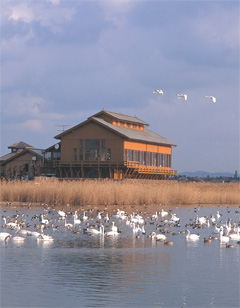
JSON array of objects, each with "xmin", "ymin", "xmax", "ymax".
[
  {"xmin": 1, "ymin": 205, "xmax": 240, "ymax": 248},
  {"xmin": 153, "ymin": 89, "xmax": 216, "ymax": 103}
]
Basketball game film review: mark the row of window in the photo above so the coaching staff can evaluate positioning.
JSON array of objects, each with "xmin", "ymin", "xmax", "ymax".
[
  {"xmin": 73, "ymin": 139, "xmax": 111, "ymax": 161},
  {"xmin": 124, "ymin": 149, "xmax": 171, "ymax": 167},
  {"xmin": 115, "ymin": 121, "xmax": 142, "ymax": 130}
]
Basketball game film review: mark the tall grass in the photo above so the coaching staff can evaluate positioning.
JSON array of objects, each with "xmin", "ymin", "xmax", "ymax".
[{"xmin": 0, "ymin": 179, "xmax": 239, "ymax": 206}]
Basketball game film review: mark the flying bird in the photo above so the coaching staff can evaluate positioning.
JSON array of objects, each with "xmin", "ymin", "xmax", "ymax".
[
  {"xmin": 205, "ymin": 96, "xmax": 216, "ymax": 103},
  {"xmin": 177, "ymin": 94, "xmax": 187, "ymax": 101},
  {"xmin": 153, "ymin": 89, "xmax": 164, "ymax": 95}
]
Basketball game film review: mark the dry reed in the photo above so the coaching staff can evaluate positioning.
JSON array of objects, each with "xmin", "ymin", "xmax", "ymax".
[{"xmin": 0, "ymin": 179, "xmax": 239, "ymax": 207}]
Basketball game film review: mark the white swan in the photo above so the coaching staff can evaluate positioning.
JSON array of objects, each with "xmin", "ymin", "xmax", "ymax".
[
  {"xmin": 151, "ymin": 232, "xmax": 167, "ymax": 241},
  {"xmin": 64, "ymin": 217, "xmax": 73, "ymax": 228},
  {"xmin": 153, "ymin": 89, "xmax": 163, "ymax": 95},
  {"xmin": 82, "ymin": 211, "xmax": 88, "ymax": 221},
  {"xmin": 58, "ymin": 210, "xmax": 66, "ymax": 217},
  {"xmin": 151, "ymin": 211, "xmax": 158, "ymax": 220},
  {"xmin": 177, "ymin": 94, "xmax": 187, "ymax": 101},
  {"xmin": 160, "ymin": 209, "xmax": 168, "ymax": 217},
  {"xmin": 229, "ymin": 228, "xmax": 240, "ymax": 241},
  {"xmin": 186, "ymin": 229, "xmax": 200, "ymax": 241},
  {"xmin": 219, "ymin": 227, "xmax": 229, "ymax": 243},
  {"xmin": 37, "ymin": 225, "xmax": 54, "ymax": 241},
  {"xmin": 87, "ymin": 225, "xmax": 104, "ymax": 235},
  {"xmin": 73, "ymin": 215, "xmax": 81, "ymax": 225},
  {"xmin": 205, "ymin": 96, "xmax": 216, "ymax": 103},
  {"xmin": 104, "ymin": 213, "xmax": 109, "ymax": 222},
  {"xmin": 0, "ymin": 232, "xmax": 12, "ymax": 241}
]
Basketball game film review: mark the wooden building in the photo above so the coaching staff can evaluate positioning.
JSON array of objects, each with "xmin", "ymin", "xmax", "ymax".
[
  {"xmin": 0, "ymin": 141, "xmax": 46, "ymax": 180},
  {"xmin": 53, "ymin": 110, "xmax": 177, "ymax": 179}
]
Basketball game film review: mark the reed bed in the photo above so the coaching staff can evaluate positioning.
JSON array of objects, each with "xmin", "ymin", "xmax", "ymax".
[{"xmin": 0, "ymin": 179, "xmax": 239, "ymax": 207}]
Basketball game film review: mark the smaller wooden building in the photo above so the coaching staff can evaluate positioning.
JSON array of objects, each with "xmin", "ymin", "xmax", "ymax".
[
  {"xmin": 0, "ymin": 141, "xmax": 45, "ymax": 180},
  {"xmin": 53, "ymin": 110, "xmax": 177, "ymax": 180}
]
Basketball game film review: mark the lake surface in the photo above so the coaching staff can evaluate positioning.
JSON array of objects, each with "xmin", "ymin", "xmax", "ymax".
[{"xmin": 1, "ymin": 204, "xmax": 239, "ymax": 308}]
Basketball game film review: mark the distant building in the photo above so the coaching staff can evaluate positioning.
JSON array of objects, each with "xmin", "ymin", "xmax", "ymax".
[
  {"xmin": 52, "ymin": 110, "xmax": 177, "ymax": 179},
  {"xmin": 0, "ymin": 141, "xmax": 45, "ymax": 180}
]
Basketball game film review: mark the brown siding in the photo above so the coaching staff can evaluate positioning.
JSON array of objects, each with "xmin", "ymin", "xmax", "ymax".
[{"xmin": 61, "ymin": 121, "xmax": 124, "ymax": 161}]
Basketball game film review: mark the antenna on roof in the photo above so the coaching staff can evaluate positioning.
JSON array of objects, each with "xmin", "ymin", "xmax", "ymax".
[{"xmin": 56, "ymin": 125, "xmax": 70, "ymax": 132}]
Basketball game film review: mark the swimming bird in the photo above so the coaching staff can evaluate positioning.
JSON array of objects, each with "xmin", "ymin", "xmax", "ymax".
[
  {"xmin": 58, "ymin": 210, "xmax": 66, "ymax": 218},
  {"xmin": 164, "ymin": 240, "xmax": 173, "ymax": 245},
  {"xmin": 151, "ymin": 232, "xmax": 167, "ymax": 241},
  {"xmin": 153, "ymin": 89, "xmax": 164, "ymax": 95},
  {"xmin": 0, "ymin": 232, "xmax": 12, "ymax": 241},
  {"xmin": 226, "ymin": 243, "xmax": 234, "ymax": 248},
  {"xmin": 186, "ymin": 229, "xmax": 200, "ymax": 241},
  {"xmin": 160, "ymin": 209, "xmax": 168, "ymax": 217},
  {"xmin": 177, "ymin": 94, "xmax": 187, "ymax": 101},
  {"xmin": 219, "ymin": 227, "xmax": 229, "ymax": 243},
  {"xmin": 205, "ymin": 96, "xmax": 216, "ymax": 103},
  {"xmin": 204, "ymin": 238, "xmax": 212, "ymax": 243}
]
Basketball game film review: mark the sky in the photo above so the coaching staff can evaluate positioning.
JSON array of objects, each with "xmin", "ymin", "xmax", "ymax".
[{"xmin": 1, "ymin": 0, "xmax": 239, "ymax": 174}]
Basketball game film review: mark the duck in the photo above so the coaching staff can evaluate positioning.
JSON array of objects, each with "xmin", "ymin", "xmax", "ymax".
[
  {"xmin": 204, "ymin": 238, "xmax": 211, "ymax": 243},
  {"xmin": 164, "ymin": 240, "xmax": 173, "ymax": 246},
  {"xmin": 186, "ymin": 229, "xmax": 200, "ymax": 241},
  {"xmin": 226, "ymin": 243, "xmax": 234, "ymax": 248}
]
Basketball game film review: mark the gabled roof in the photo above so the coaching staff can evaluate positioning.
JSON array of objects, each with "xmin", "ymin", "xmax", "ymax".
[
  {"xmin": 92, "ymin": 110, "xmax": 149, "ymax": 126},
  {"xmin": 54, "ymin": 114, "xmax": 176, "ymax": 146},
  {"xmin": 8, "ymin": 141, "xmax": 33, "ymax": 149},
  {"xmin": 0, "ymin": 148, "xmax": 45, "ymax": 165},
  {"xmin": 92, "ymin": 117, "xmax": 177, "ymax": 146}
]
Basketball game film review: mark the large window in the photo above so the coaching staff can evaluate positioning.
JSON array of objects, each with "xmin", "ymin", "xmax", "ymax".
[
  {"xmin": 79, "ymin": 140, "xmax": 83, "ymax": 161},
  {"xmin": 85, "ymin": 140, "xmax": 100, "ymax": 161}
]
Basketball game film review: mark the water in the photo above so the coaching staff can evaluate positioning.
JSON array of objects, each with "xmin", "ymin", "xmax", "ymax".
[{"xmin": 1, "ymin": 205, "xmax": 239, "ymax": 307}]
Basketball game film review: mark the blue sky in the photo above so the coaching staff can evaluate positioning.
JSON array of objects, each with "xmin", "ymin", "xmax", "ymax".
[{"xmin": 1, "ymin": 0, "xmax": 239, "ymax": 173}]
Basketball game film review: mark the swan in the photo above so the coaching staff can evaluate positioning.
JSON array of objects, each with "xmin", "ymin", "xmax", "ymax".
[
  {"xmin": 58, "ymin": 210, "xmax": 66, "ymax": 217},
  {"xmin": 64, "ymin": 217, "xmax": 73, "ymax": 228},
  {"xmin": 2, "ymin": 217, "xmax": 18, "ymax": 228},
  {"xmin": 111, "ymin": 222, "xmax": 118, "ymax": 233},
  {"xmin": 229, "ymin": 228, "xmax": 240, "ymax": 241},
  {"xmin": 104, "ymin": 213, "xmax": 110, "ymax": 222},
  {"xmin": 87, "ymin": 225, "xmax": 104, "ymax": 235},
  {"xmin": 37, "ymin": 225, "xmax": 54, "ymax": 241},
  {"xmin": 216, "ymin": 211, "xmax": 221, "ymax": 219},
  {"xmin": 73, "ymin": 215, "xmax": 81, "ymax": 225},
  {"xmin": 39, "ymin": 214, "xmax": 49, "ymax": 225},
  {"xmin": 0, "ymin": 232, "xmax": 12, "ymax": 241},
  {"xmin": 205, "ymin": 96, "xmax": 216, "ymax": 103},
  {"xmin": 160, "ymin": 209, "xmax": 168, "ymax": 217},
  {"xmin": 186, "ymin": 229, "xmax": 200, "ymax": 241},
  {"xmin": 82, "ymin": 211, "xmax": 88, "ymax": 221},
  {"xmin": 219, "ymin": 227, "xmax": 229, "ymax": 243},
  {"xmin": 153, "ymin": 89, "xmax": 163, "ymax": 95},
  {"xmin": 177, "ymin": 94, "xmax": 187, "ymax": 101},
  {"xmin": 151, "ymin": 232, "xmax": 167, "ymax": 241},
  {"xmin": 151, "ymin": 211, "xmax": 158, "ymax": 220},
  {"xmin": 96, "ymin": 212, "xmax": 102, "ymax": 221}
]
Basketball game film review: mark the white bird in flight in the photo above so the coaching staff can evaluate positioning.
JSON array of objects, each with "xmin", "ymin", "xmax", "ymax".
[
  {"xmin": 205, "ymin": 96, "xmax": 216, "ymax": 103},
  {"xmin": 177, "ymin": 94, "xmax": 187, "ymax": 101},
  {"xmin": 153, "ymin": 89, "xmax": 164, "ymax": 95}
]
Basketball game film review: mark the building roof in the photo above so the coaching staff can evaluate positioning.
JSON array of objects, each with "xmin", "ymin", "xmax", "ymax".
[
  {"xmin": 92, "ymin": 117, "xmax": 177, "ymax": 146},
  {"xmin": 8, "ymin": 141, "xmax": 33, "ymax": 149},
  {"xmin": 0, "ymin": 148, "xmax": 45, "ymax": 165},
  {"xmin": 54, "ymin": 112, "xmax": 176, "ymax": 146},
  {"xmin": 92, "ymin": 110, "xmax": 149, "ymax": 126}
]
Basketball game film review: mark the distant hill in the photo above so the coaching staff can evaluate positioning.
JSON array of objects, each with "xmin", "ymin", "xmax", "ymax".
[{"xmin": 178, "ymin": 171, "xmax": 235, "ymax": 178}]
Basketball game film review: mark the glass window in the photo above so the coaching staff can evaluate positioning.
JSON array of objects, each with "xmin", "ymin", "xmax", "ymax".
[
  {"xmin": 73, "ymin": 148, "xmax": 77, "ymax": 161},
  {"xmin": 101, "ymin": 139, "xmax": 105, "ymax": 161},
  {"xmin": 107, "ymin": 148, "xmax": 111, "ymax": 160},
  {"xmin": 85, "ymin": 139, "xmax": 100, "ymax": 161}
]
